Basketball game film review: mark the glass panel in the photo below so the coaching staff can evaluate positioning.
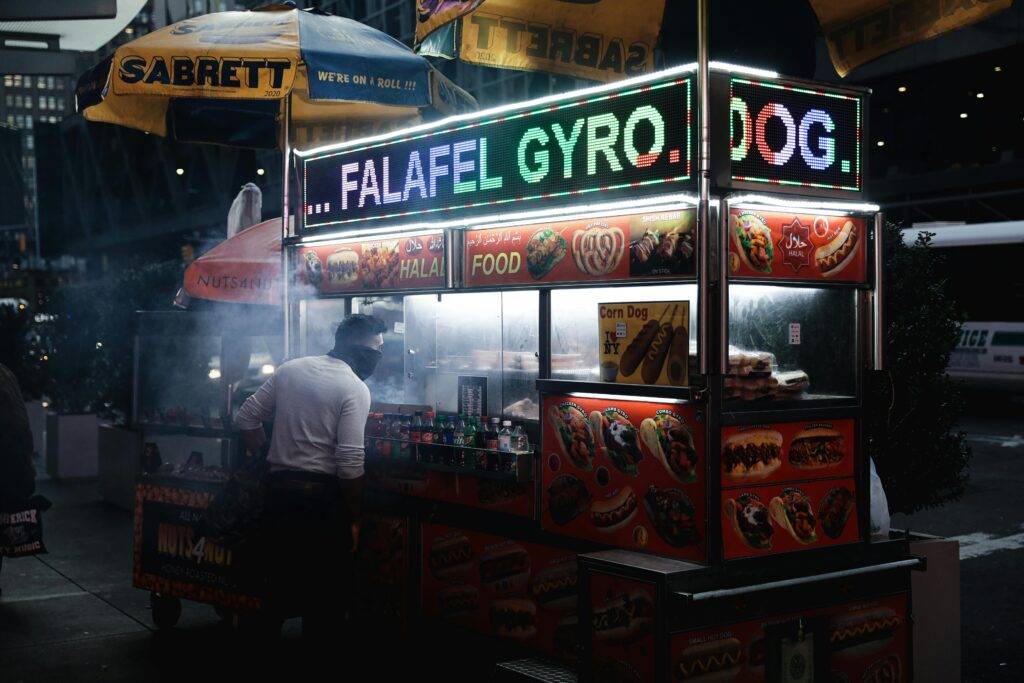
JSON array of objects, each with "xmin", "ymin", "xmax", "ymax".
[
  {"xmin": 550, "ymin": 284, "xmax": 699, "ymax": 382},
  {"xmin": 727, "ymin": 285, "xmax": 856, "ymax": 402},
  {"xmin": 299, "ymin": 298, "xmax": 348, "ymax": 357},
  {"xmin": 350, "ymin": 291, "xmax": 540, "ymax": 418}
]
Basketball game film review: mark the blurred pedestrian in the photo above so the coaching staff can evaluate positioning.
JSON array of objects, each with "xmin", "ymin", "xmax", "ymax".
[
  {"xmin": 0, "ymin": 362, "xmax": 36, "ymax": 593},
  {"xmin": 233, "ymin": 314, "xmax": 386, "ymax": 642}
]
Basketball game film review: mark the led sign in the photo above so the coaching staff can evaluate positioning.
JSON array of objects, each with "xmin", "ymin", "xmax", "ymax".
[
  {"xmin": 714, "ymin": 75, "xmax": 866, "ymax": 197},
  {"xmin": 300, "ymin": 74, "xmax": 693, "ymax": 233}
]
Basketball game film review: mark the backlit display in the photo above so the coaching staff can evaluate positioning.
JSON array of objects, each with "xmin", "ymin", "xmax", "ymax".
[
  {"xmin": 725, "ymin": 77, "xmax": 864, "ymax": 195},
  {"xmin": 301, "ymin": 75, "xmax": 693, "ymax": 234}
]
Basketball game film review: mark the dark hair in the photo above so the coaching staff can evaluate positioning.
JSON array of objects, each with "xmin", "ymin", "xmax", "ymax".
[{"xmin": 333, "ymin": 313, "xmax": 387, "ymax": 350}]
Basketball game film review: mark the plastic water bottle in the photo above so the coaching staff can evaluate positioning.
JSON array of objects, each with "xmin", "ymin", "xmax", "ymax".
[{"xmin": 511, "ymin": 423, "xmax": 529, "ymax": 453}]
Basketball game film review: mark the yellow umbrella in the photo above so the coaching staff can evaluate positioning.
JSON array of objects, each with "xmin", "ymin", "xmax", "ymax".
[{"xmin": 76, "ymin": 3, "xmax": 476, "ymax": 149}]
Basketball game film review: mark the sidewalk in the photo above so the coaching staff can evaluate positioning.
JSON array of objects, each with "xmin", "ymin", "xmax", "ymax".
[
  {"xmin": 0, "ymin": 474, "xmax": 315, "ymax": 682},
  {"xmin": 0, "ymin": 469, "xmax": 501, "ymax": 682}
]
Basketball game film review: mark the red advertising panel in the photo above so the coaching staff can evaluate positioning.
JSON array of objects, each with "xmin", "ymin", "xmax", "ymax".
[
  {"xmin": 721, "ymin": 477, "xmax": 859, "ymax": 560},
  {"xmin": 721, "ymin": 419, "xmax": 856, "ymax": 488},
  {"xmin": 354, "ymin": 514, "xmax": 411, "ymax": 629},
  {"xmin": 297, "ymin": 231, "xmax": 446, "ymax": 294},
  {"xmin": 367, "ymin": 459, "xmax": 534, "ymax": 519},
  {"xmin": 541, "ymin": 394, "xmax": 707, "ymax": 563},
  {"xmin": 728, "ymin": 209, "xmax": 867, "ymax": 282},
  {"xmin": 670, "ymin": 593, "xmax": 909, "ymax": 682},
  {"xmin": 421, "ymin": 523, "xmax": 580, "ymax": 664},
  {"xmin": 590, "ymin": 572, "xmax": 657, "ymax": 682},
  {"xmin": 464, "ymin": 208, "xmax": 696, "ymax": 287}
]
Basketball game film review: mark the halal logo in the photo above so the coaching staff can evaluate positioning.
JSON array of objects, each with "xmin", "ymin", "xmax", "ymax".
[{"xmin": 778, "ymin": 218, "xmax": 812, "ymax": 273}]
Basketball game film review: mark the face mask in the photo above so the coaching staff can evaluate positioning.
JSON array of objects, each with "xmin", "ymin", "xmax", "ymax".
[{"xmin": 334, "ymin": 346, "xmax": 382, "ymax": 380}]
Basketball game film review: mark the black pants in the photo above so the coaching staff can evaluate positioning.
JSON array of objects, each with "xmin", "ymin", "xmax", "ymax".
[{"xmin": 260, "ymin": 470, "xmax": 353, "ymax": 631}]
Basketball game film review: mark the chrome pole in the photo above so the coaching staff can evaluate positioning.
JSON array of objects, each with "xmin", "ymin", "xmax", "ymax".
[
  {"xmin": 281, "ymin": 95, "xmax": 292, "ymax": 358},
  {"xmin": 872, "ymin": 212, "xmax": 885, "ymax": 370},
  {"xmin": 697, "ymin": 0, "xmax": 712, "ymax": 375}
]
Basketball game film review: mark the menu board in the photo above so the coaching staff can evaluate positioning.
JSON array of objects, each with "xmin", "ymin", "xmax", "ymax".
[
  {"xmin": 590, "ymin": 573, "xmax": 657, "ymax": 681},
  {"xmin": 457, "ymin": 376, "xmax": 488, "ymax": 417},
  {"xmin": 420, "ymin": 523, "xmax": 580, "ymax": 665},
  {"xmin": 721, "ymin": 477, "xmax": 859, "ymax": 560},
  {"xmin": 721, "ymin": 419, "xmax": 856, "ymax": 487},
  {"xmin": 670, "ymin": 593, "xmax": 909, "ymax": 682},
  {"xmin": 297, "ymin": 231, "xmax": 446, "ymax": 294},
  {"xmin": 463, "ymin": 208, "xmax": 696, "ymax": 287},
  {"xmin": 541, "ymin": 394, "xmax": 706, "ymax": 563},
  {"xmin": 599, "ymin": 301, "xmax": 689, "ymax": 387},
  {"xmin": 728, "ymin": 209, "xmax": 867, "ymax": 283}
]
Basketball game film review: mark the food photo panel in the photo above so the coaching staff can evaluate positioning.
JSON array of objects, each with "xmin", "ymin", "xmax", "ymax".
[{"xmin": 541, "ymin": 394, "xmax": 706, "ymax": 562}]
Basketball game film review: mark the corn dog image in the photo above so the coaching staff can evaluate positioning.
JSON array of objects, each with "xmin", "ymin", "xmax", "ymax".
[
  {"xmin": 641, "ymin": 306, "xmax": 676, "ymax": 384},
  {"xmin": 665, "ymin": 320, "xmax": 689, "ymax": 386},
  {"xmin": 619, "ymin": 319, "xmax": 660, "ymax": 377}
]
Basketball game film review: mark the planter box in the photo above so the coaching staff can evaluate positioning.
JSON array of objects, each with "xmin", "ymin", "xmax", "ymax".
[
  {"xmin": 98, "ymin": 424, "xmax": 142, "ymax": 511},
  {"xmin": 24, "ymin": 400, "xmax": 46, "ymax": 458},
  {"xmin": 908, "ymin": 533, "xmax": 961, "ymax": 682},
  {"xmin": 45, "ymin": 413, "xmax": 99, "ymax": 479}
]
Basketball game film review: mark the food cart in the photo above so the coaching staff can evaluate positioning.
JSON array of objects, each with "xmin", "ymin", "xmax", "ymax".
[
  {"xmin": 286, "ymin": 59, "xmax": 916, "ymax": 681},
  {"xmin": 130, "ymin": 308, "xmax": 282, "ymax": 625}
]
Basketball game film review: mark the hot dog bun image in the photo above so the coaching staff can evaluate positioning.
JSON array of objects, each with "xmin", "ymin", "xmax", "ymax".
[
  {"xmin": 427, "ymin": 532, "xmax": 473, "ymax": 580},
  {"xmin": 490, "ymin": 598, "xmax": 538, "ymax": 640},
  {"xmin": 676, "ymin": 637, "xmax": 743, "ymax": 681},
  {"xmin": 590, "ymin": 486, "xmax": 638, "ymax": 532},
  {"xmin": 592, "ymin": 589, "xmax": 654, "ymax": 644},
  {"xmin": 816, "ymin": 219, "xmax": 859, "ymax": 277},
  {"xmin": 829, "ymin": 607, "xmax": 903, "ymax": 657},
  {"xmin": 721, "ymin": 429, "xmax": 782, "ymax": 481}
]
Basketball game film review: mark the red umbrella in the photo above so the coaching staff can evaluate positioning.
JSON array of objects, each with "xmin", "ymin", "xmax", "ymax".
[{"xmin": 175, "ymin": 218, "xmax": 287, "ymax": 307}]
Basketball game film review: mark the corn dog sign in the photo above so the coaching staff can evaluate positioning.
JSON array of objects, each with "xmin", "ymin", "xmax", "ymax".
[{"xmin": 599, "ymin": 301, "xmax": 689, "ymax": 387}]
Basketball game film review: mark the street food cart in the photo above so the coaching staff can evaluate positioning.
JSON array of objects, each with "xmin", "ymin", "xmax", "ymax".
[
  {"xmin": 130, "ymin": 308, "xmax": 282, "ymax": 625},
  {"xmin": 288, "ymin": 60, "xmax": 918, "ymax": 680}
]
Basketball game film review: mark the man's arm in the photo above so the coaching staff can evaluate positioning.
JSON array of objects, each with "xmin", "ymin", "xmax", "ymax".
[
  {"xmin": 334, "ymin": 384, "xmax": 371, "ymax": 545},
  {"xmin": 233, "ymin": 373, "xmax": 277, "ymax": 455}
]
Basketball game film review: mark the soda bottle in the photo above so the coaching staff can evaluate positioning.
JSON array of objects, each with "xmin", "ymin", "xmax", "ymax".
[{"xmin": 398, "ymin": 414, "xmax": 411, "ymax": 459}]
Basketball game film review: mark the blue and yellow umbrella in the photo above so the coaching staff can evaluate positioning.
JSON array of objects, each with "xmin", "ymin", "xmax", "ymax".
[{"xmin": 76, "ymin": 3, "xmax": 475, "ymax": 149}]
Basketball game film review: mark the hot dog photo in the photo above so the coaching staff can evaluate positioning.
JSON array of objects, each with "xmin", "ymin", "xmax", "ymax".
[
  {"xmin": 727, "ymin": 209, "xmax": 867, "ymax": 282},
  {"xmin": 599, "ymin": 301, "xmax": 690, "ymax": 387}
]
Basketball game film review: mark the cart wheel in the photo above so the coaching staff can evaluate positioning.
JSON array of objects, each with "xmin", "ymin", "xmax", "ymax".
[
  {"xmin": 213, "ymin": 605, "xmax": 234, "ymax": 622},
  {"xmin": 150, "ymin": 593, "xmax": 182, "ymax": 629}
]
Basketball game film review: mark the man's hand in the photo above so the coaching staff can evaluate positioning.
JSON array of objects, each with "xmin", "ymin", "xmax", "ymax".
[
  {"xmin": 240, "ymin": 427, "xmax": 266, "ymax": 456},
  {"xmin": 351, "ymin": 522, "xmax": 360, "ymax": 550}
]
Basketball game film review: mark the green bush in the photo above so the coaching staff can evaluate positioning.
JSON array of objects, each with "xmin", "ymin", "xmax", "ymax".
[{"xmin": 868, "ymin": 223, "xmax": 970, "ymax": 514}]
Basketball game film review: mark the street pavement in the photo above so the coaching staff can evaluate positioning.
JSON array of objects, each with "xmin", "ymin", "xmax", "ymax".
[
  {"xmin": 891, "ymin": 412, "xmax": 1024, "ymax": 683},
  {"xmin": 2, "ymin": 413, "xmax": 1022, "ymax": 681}
]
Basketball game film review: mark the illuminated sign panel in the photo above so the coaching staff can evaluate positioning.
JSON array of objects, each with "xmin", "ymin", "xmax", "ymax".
[
  {"xmin": 300, "ymin": 75, "xmax": 693, "ymax": 233},
  {"xmin": 715, "ymin": 75, "xmax": 866, "ymax": 197}
]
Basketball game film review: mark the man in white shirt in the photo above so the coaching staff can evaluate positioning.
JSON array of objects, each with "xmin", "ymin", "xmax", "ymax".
[{"xmin": 233, "ymin": 313, "xmax": 385, "ymax": 637}]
